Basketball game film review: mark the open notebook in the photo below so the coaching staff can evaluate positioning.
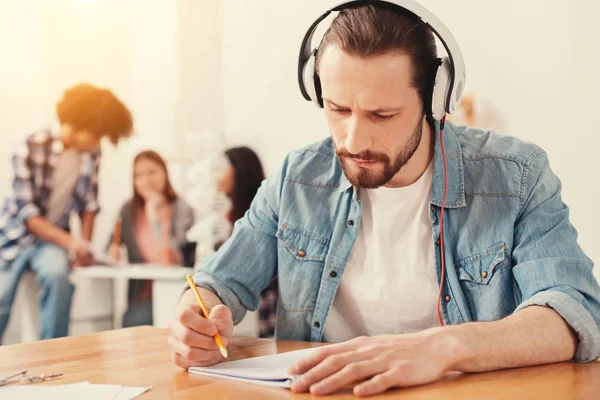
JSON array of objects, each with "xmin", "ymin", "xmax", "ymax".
[{"xmin": 188, "ymin": 347, "xmax": 319, "ymax": 388}]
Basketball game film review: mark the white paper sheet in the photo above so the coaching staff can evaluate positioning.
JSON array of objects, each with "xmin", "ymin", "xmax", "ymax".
[
  {"xmin": 114, "ymin": 385, "xmax": 152, "ymax": 400},
  {"xmin": 0, "ymin": 382, "xmax": 150, "ymax": 400},
  {"xmin": 188, "ymin": 347, "xmax": 320, "ymax": 388}
]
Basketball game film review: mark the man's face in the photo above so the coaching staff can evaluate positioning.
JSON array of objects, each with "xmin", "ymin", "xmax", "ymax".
[
  {"xmin": 63, "ymin": 126, "xmax": 101, "ymax": 152},
  {"xmin": 318, "ymin": 45, "xmax": 426, "ymax": 189}
]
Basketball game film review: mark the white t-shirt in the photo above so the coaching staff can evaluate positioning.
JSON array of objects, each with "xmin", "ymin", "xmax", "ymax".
[{"xmin": 323, "ymin": 162, "xmax": 440, "ymax": 343}]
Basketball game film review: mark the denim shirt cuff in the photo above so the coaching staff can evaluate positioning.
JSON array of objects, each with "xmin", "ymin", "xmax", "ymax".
[
  {"xmin": 191, "ymin": 271, "xmax": 247, "ymax": 325},
  {"xmin": 515, "ymin": 290, "xmax": 600, "ymax": 362}
]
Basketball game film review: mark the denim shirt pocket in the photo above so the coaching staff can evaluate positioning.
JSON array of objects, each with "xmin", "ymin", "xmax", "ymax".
[
  {"xmin": 276, "ymin": 223, "xmax": 330, "ymax": 312},
  {"xmin": 456, "ymin": 241, "xmax": 514, "ymax": 320},
  {"xmin": 457, "ymin": 242, "xmax": 507, "ymax": 284}
]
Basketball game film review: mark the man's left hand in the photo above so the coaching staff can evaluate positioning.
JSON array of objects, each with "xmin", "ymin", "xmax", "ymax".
[
  {"xmin": 72, "ymin": 251, "xmax": 94, "ymax": 268},
  {"xmin": 288, "ymin": 331, "xmax": 466, "ymax": 397}
]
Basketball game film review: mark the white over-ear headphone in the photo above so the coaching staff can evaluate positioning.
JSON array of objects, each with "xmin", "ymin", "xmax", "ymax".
[{"xmin": 297, "ymin": 0, "xmax": 467, "ymax": 121}]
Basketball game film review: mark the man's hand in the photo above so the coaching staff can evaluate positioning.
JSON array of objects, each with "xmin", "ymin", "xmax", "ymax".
[
  {"xmin": 288, "ymin": 331, "xmax": 466, "ymax": 397},
  {"xmin": 169, "ymin": 290, "xmax": 234, "ymax": 369},
  {"xmin": 70, "ymin": 236, "xmax": 94, "ymax": 267}
]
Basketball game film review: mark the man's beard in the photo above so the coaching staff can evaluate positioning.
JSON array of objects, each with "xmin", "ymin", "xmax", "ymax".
[{"xmin": 336, "ymin": 119, "xmax": 424, "ymax": 189}]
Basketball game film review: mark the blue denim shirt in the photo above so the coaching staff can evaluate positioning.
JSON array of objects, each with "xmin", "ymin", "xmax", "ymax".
[{"xmin": 194, "ymin": 122, "xmax": 600, "ymax": 362}]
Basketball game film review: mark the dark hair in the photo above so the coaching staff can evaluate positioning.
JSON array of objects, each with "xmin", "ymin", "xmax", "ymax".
[
  {"xmin": 224, "ymin": 147, "xmax": 265, "ymax": 223},
  {"xmin": 56, "ymin": 82, "xmax": 133, "ymax": 145},
  {"xmin": 316, "ymin": 4, "xmax": 437, "ymax": 105},
  {"xmin": 132, "ymin": 150, "xmax": 178, "ymax": 211}
]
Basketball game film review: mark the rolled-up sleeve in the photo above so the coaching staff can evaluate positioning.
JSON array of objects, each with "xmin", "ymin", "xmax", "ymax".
[
  {"xmin": 191, "ymin": 270, "xmax": 248, "ymax": 325},
  {"xmin": 12, "ymin": 142, "xmax": 41, "ymax": 224},
  {"xmin": 512, "ymin": 150, "xmax": 600, "ymax": 362},
  {"xmin": 515, "ymin": 286, "xmax": 600, "ymax": 361},
  {"xmin": 192, "ymin": 157, "xmax": 287, "ymax": 325}
]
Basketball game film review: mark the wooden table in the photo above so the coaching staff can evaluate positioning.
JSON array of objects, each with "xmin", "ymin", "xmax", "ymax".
[{"xmin": 0, "ymin": 327, "xmax": 598, "ymax": 399}]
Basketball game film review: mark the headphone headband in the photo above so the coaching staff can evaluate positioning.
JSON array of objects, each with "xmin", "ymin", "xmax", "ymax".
[{"xmin": 298, "ymin": 0, "xmax": 466, "ymax": 114}]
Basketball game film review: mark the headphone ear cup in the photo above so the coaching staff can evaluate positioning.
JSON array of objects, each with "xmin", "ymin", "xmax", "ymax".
[
  {"xmin": 424, "ymin": 58, "xmax": 442, "ymax": 122},
  {"xmin": 302, "ymin": 49, "xmax": 323, "ymax": 108},
  {"xmin": 314, "ymin": 73, "xmax": 323, "ymax": 108},
  {"xmin": 432, "ymin": 57, "xmax": 452, "ymax": 120}
]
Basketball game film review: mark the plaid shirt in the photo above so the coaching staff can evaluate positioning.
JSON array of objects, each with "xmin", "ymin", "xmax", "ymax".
[
  {"xmin": 0, "ymin": 130, "xmax": 101, "ymax": 269},
  {"xmin": 258, "ymin": 278, "xmax": 278, "ymax": 338}
]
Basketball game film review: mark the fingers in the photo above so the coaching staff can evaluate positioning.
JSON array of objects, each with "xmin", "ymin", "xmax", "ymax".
[
  {"xmin": 288, "ymin": 347, "xmax": 333, "ymax": 376},
  {"xmin": 209, "ymin": 305, "xmax": 233, "ymax": 338},
  {"xmin": 171, "ymin": 351, "xmax": 193, "ymax": 369},
  {"xmin": 79, "ymin": 252, "xmax": 94, "ymax": 266},
  {"xmin": 354, "ymin": 367, "xmax": 403, "ymax": 397},
  {"xmin": 177, "ymin": 304, "xmax": 218, "ymax": 336},
  {"xmin": 170, "ymin": 301, "xmax": 233, "ymax": 369},
  {"xmin": 72, "ymin": 242, "xmax": 93, "ymax": 265},
  {"xmin": 72, "ymin": 249, "xmax": 93, "ymax": 267},
  {"xmin": 170, "ymin": 320, "xmax": 219, "ymax": 351},
  {"xmin": 288, "ymin": 337, "xmax": 366, "ymax": 375},
  {"xmin": 168, "ymin": 335, "xmax": 223, "ymax": 368},
  {"xmin": 307, "ymin": 360, "xmax": 387, "ymax": 396},
  {"xmin": 290, "ymin": 349, "xmax": 362, "ymax": 393}
]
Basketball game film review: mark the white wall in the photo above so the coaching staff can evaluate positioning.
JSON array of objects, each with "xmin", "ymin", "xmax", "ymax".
[
  {"xmin": 221, "ymin": 0, "xmax": 600, "ymax": 280},
  {"xmin": 221, "ymin": 1, "xmax": 330, "ymax": 171}
]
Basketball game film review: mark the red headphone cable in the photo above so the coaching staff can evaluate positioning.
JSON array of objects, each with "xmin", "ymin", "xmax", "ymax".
[{"xmin": 436, "ymin": 115, "xmax": 448, "ymax": 326}]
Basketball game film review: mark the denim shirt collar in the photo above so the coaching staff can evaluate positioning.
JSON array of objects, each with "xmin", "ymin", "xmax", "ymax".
[
  {"xmin": 337, "ymin": 121, "xmax": 466, "ymax": 208},
  {"xmin": 431, "ymin": 121, "xmax": 466, "ymax": 208}
]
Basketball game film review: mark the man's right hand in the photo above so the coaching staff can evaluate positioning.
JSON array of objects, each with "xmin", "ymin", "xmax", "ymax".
[
  {"xmin": 169, "ymin": 290, "xmax": 234, "ymax": 369},
  {"xmin": 69, "ymin": 236, "xmax": 94, "ymax": 267}
]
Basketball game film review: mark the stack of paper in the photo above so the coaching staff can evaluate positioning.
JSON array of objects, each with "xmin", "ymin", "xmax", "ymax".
[
  {"xmin": 189, "ymin": 347, "xmax": 319, "ymax": 388},
  {"xmin": 0, "ymin": 382, "xmax": 150, "ymax": 399}
]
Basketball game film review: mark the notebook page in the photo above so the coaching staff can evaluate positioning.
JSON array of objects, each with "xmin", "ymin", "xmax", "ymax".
[{"xmin": 189, "ymin": 347, "xmax": 319, "ymax": 381}]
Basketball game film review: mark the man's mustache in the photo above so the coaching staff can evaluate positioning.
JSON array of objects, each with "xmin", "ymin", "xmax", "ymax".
[{"xmin": 336, "ymin": 149, "xmax": 390, "ymax": 164}]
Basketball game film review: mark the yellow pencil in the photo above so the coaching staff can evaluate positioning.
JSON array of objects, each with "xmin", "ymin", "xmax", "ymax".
[{"xmin": 186, "ymin": 275, "xmax": 228, "ymax": 358}]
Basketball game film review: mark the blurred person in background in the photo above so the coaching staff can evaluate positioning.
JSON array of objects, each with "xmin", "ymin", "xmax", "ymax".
[
  {"xmin": 216, "ymin": 146, "xmax": 276, "ymax": 338},
  {"xmin": 108, "ymin": 150, "xmax": 195, "ymax": 327},
  {"xmin": 0, "ymin": 83, "xmax": 133, "ymax": 342}
]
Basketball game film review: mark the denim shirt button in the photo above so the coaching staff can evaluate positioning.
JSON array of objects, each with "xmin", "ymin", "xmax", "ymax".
[
  {"xmin": 298, "ymin": 249, "xmax": 306, "ymax": 257},
  {"xmin": 329, "ymin": 270, "xmax": 338, "ymax": 278},
  {"xmin": 314, "ymin": 321, "xmax": 320, "ymax": 328},
  {"xmin": 347, "ymin": 219, "xmax": 355, "ymax": 227},
  {"xmin": 481, "ymin": 271, "xmax": 488, "ymax": 278},
  {"xmin": 435, "ymin": 238, "xmax": 440, "ymax": 246},
  {"xmin": 445, "ymin": 295, "xmax": 451, "ymax": 302}
]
